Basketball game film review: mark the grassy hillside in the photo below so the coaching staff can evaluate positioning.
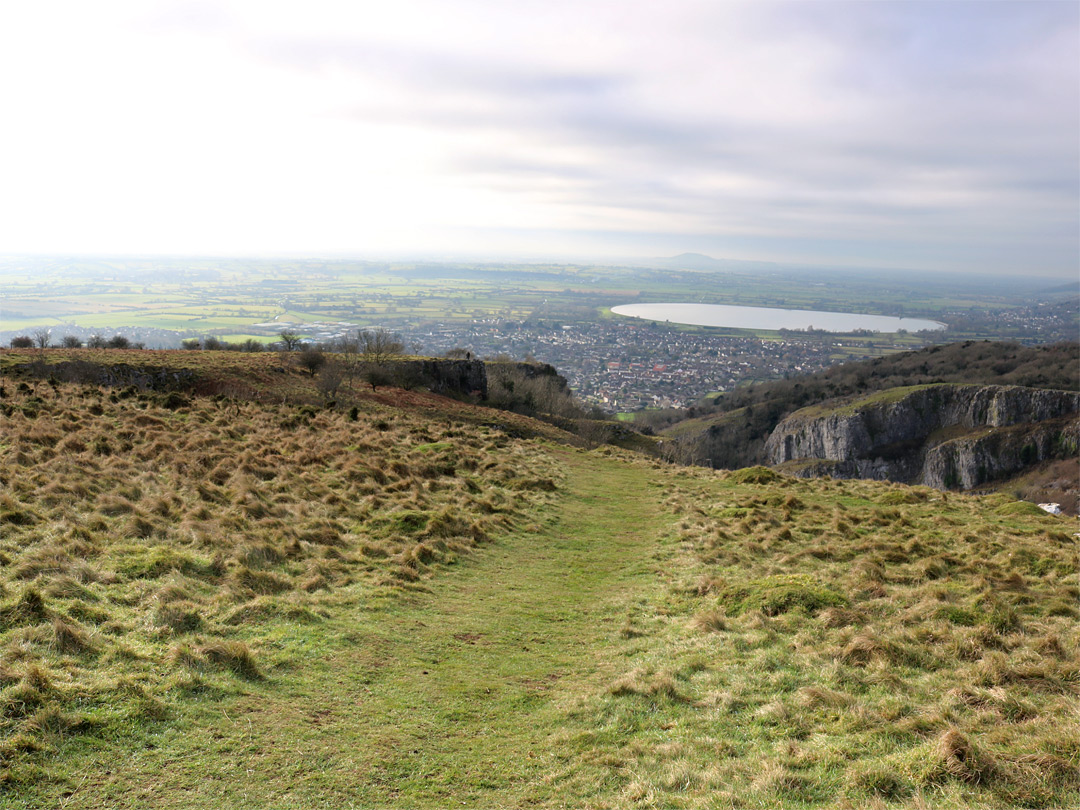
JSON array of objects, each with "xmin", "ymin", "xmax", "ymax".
[{"xmin": 0, "ymin": 352, "xmax": 1077, "ymax": 808}]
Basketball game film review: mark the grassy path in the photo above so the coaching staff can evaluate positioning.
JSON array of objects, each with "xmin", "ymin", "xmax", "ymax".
[{"xmin": 55, "ymin": 449, "xmax": 670, "ymax": 808}]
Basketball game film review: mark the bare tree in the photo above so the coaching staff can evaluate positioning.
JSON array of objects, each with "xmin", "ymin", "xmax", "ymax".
[
  {"xmin": 32, "ymin": 328, "xmax": 51, "ymax": 349},
  {"xmin": 316, "ymin": 360, "xmax": 346, "ymax": 400},
  {"xmin": 329, "ymin": 333, "xmax": 360, "ymax": 356},
  {"xmin": 278, "ymin": 330, "xmax": 302, "ymax": 351},
  {"xmin": 329, "ymin": 333, "xmax": 362, "ymax": 389},
  {"xmin": 486, "ymin": 363, "xmax": 584, "ymax": 420},
  {"xmin": 60, "ymin": 335, "xmax": 83, "ymax": 348},
  {"xmin": 9, "ymin": 336, "xmax": 33, "ymax": 348},
  {"xmin": 576, "ymin": 418, "xmax": 611, "ymax": 450},
  {"xmin": 87, "ymin": 334, "xmax": 107, "ymax": 348},
  {"xmin": 359, "ymin": 328, "xmax": 404, "ymax": 365}
]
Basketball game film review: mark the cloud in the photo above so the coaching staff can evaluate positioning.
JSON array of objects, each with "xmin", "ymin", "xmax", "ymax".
[{"xmin": 0, "ymin": 0, "xmax": 1075, "ymax": 274}]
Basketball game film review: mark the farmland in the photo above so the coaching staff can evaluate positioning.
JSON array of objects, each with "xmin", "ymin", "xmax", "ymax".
[
  {"xmin": 3, "ymin": 256, "xmax": 1063, "ymax": 339},
  {"xmin": 2, "ymin": 255, "xmax": 1075, "ymax": 409}
]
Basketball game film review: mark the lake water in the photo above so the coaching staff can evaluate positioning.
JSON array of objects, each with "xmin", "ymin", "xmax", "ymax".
[{"xmin": 610, "ymin": 303, "xmax": 946, "ymax": 333}]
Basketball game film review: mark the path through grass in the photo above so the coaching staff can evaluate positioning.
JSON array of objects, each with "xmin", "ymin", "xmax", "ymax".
[{"xmin": 41, "ymin": 449, "xmax": 670, "ymax": 808}]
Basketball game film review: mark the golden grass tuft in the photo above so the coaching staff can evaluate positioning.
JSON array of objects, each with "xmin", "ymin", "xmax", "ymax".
[
  {"xmin": 24, "ymin": 707, "xmax": 95, "ymax": 737},
  {"xmin": 199, "ymin": 641, "xmax": 262, "ymax": 679},
  {"xmin": 975, "ymin": 652, "xmax": 1078, "ymax": 694},
  {"xmin": 845, "ymin": 764, "xmax": 914, "ymax": 801},
  {"xmin": 51, "ymin": 617, "xmax": 93, "ymax": 655},
  {"xmin": 42, "ymin": 575, "xmax": 98, "ymax": 602},
  {"xmin": 819, "ymin": 606, "xmax": 863, "ymax": 628},
  {"xmin": 609, "ymin": 669, "xmax": 684, "ymax": 701},
  {"xmin": 229, "ymin": 566, "xmax": 291, "ymax": 596},
  {"xmin": 933, "ymin": 728, "xmax": 998, "ymax": 785},
  {"xmin": 234, "ymin": 542, "xmax": 283, "ymax": 569},
  {"xmin": 795, "ymin": 685, "xmax": 855, "ymax": 710},
  {"xmin": 152, "ymin": 601, "xmax": 204, "ymax": 634},
  {"xmin": 21, "ymin": 665, "xmax": 51, "ymax": 694},
  {"xmin": 0, "ymin": 589, "xmax": 49, "ymax": 629},
  {"xmin": 691, "ymin": 609, "xmax": 727, "ymax": 633}
]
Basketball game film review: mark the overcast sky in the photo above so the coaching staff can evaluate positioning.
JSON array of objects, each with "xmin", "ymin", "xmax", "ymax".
[{"xmin": 1, "ymin": 1, "xmax": 1076, "ymax": 276}]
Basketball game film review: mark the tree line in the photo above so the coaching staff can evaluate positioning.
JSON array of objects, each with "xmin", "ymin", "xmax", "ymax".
[{"xmin": 9, "ymin": 330, "xmax": 144, "ymax": 350}]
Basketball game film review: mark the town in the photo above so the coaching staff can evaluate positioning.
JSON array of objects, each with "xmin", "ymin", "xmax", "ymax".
[{"xmin": 413, "ymin": 318, "xmax": 887, "ymax": 409}]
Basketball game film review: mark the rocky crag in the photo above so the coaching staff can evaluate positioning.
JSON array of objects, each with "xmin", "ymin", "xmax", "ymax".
[
  {"xmin": 392, "ymin": 358, "xmax": 488, "ymax": 397},
  {"xmin": 765, "ymin": 383, "xmax": 1079, "ymax": 489}
]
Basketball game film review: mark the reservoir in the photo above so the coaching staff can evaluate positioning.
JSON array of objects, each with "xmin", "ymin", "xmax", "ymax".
[{"xmin": 610, "ymin": 303, "xmax": 946, "ymax": 333}]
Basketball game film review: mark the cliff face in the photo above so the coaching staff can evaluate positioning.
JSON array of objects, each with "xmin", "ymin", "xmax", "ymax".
[
  {"xmin": 36, "ymin": 360, "xmax": 198, "ymax": 392},
  {"xmin": 921, "ymin": 418, "xmax": 1079, "ymax": 490},
  {"xmin": 765, "ymin": 384, "xmax": 1079, "ymax": 489},
  {"xmin": 394, "ymin": 359, "xmax": 488, "ymax": 398}
]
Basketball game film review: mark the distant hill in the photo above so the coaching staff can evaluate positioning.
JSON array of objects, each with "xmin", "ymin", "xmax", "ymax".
[
  {"xmin": 1036, "ymin": 281, "xmax": 1080, "ymax": 295},
  {"xmin": 645, "ymin": 252, "xmax": 780, "ymax": 272}
]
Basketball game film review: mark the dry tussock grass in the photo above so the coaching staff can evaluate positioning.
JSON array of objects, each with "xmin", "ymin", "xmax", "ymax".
[
  {"xmin": 597, "ymin": 461, "xmax": 1078, "ymax": 808},
  {"xmin": 0, "ymin": 375, "xmax": 562, "ymax": 768}
]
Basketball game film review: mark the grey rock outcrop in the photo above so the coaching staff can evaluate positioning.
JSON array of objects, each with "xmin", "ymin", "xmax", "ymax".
[
  {"xmin": 921, "ymin": 418, "xmax": 1079, "ymax": 490},
  {"xmin": 37, "ymin": 360, "xmax": 197, "ymax": 391},
  {"xmin": 766, "ymin": 384, "xmax": 1079, "ymax": 489}
]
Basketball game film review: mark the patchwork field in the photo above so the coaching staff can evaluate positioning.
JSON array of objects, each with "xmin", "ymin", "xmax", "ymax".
[{"xmin": 1, "ymin": 256, "xmax": 1051, "ymax": 345}]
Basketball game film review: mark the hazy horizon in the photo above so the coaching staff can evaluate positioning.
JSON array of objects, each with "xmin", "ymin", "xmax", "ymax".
[
  {"xmin": 2, "ymin": 1, "xmax": 1077, "ymax": 278},
  {"xmin": 4, "ymin": 251, "xmax": 1075, "ymax": 292}
]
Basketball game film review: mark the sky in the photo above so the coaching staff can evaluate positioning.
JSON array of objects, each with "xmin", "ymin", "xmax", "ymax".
[{"xmin": 1, "ymin": 0, "xmax": 1077, "ymax": 276}]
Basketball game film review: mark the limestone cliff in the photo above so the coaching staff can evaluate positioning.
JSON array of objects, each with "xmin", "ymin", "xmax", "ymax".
[{"xmin": 765, "ymin": 384, "xmax": 1079, "ymax": 489}]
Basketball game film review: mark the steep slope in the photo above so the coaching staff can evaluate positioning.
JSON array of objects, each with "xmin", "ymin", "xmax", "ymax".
[{"xmin": 655, "ymin": 341, "xmax": 1079, "ymax": 470}]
